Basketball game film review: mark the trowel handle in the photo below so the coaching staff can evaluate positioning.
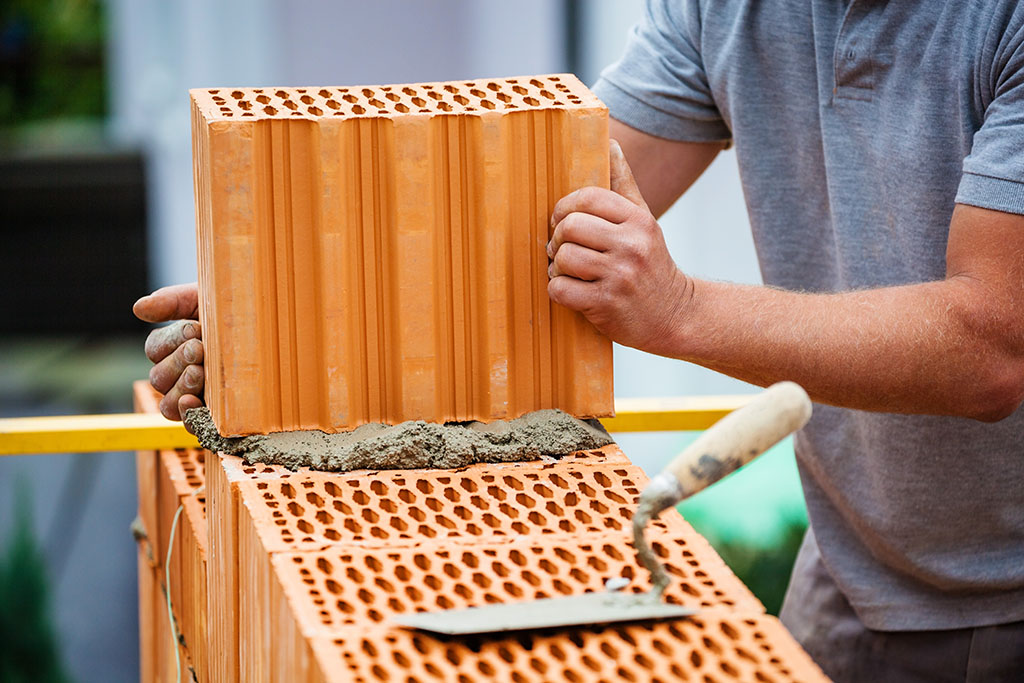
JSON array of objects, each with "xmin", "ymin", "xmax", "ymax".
[{"xmin": 638, "ymin": 381, "xmax": 812, "ymax": 518}]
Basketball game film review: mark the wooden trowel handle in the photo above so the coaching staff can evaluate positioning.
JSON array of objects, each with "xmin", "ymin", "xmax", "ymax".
[{"xmin": 639, "ymin": 381, "xmax": 812, "ymax": 517}]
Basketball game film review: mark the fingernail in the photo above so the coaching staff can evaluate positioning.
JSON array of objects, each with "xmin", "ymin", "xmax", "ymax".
[
  {"xmin": 183, "ymin": 341, "xmax": 197, "ymax": 364},
  {"xmin": 184, "ymin": 365, "xmax": 201, "ymax": 388},
  {"xmin": 183, "ymin": 322, "xmax": 196, "ymax": 339}
]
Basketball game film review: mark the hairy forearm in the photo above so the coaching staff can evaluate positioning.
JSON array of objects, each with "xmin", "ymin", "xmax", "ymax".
[{"xmin": 660, "ymin": 276, "xmax": 1024, "ymax": 421}]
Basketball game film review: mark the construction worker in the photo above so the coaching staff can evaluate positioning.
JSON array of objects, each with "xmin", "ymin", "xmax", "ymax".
[{"xmin": 136, "ymin": 1, "xmax": 1024, "ymax": 679}]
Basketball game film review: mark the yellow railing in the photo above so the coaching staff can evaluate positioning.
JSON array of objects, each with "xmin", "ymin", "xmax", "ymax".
[{"xmin": 0, "ymin": 395, "xmax": 751, "ymax": 456}]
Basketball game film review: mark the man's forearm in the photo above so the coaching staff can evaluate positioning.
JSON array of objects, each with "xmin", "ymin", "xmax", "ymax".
[{"xmin": 661, "ymin": 275, "xmax": 1024, "ymax": 421}]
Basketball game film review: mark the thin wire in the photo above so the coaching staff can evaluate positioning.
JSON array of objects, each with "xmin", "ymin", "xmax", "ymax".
[
  {"xmin": 166, "ymin": 503, "xmax": 184, "ymax": 683},
  {"xmin": 164, "ymin": 484, "xmax": 204, "ymax": 683}
]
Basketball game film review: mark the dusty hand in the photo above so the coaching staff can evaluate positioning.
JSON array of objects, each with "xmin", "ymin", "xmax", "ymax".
[
  {"xmin": 133, "ymin": 283, "xmax": 205, "ymax": 421},
  {"xmin": 547, "ymin": 140, "xmax": 691, "ymax": 354}
]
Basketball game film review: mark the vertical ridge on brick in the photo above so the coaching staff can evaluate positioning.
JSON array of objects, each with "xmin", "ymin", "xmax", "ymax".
[{"xmin": 192, "ymin": 75, "xmax": 613, "ymax": 436}]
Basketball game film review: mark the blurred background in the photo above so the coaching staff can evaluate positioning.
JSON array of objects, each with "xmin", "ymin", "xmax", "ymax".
[{"xmin": 0, "ymin": 1, "xmax": 804, "ymax": 681}]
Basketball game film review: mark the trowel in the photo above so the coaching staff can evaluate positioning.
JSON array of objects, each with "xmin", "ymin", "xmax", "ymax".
[{"xmin": 393, "ymin": 381, "xmax": 812, "ymax": 635}]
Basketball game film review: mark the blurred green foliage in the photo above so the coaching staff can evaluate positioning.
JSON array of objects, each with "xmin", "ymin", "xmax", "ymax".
[
  {"xmin": 0, "ymin": 0, "xmax": 106, "ymax": 128},
  {"xmin": 0, "ymin": 485, "xmax": 70, "ymax": 683},
  {"xmin": 677, "ymin": 437, "xmax": 807, "ymax": 615}
]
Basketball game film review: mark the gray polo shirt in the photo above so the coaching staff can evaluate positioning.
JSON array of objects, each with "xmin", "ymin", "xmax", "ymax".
[{"xmin": 594, "ymin": 0, "xmax": 1024, "ymax": 630}]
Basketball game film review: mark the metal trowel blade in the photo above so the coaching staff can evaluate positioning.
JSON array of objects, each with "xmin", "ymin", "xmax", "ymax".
[{"xmin": 392, "ymin": 591, "xmax": 697, "ymax": 636}]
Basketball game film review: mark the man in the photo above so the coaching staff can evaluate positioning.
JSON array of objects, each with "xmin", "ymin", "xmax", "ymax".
[{"xmin": 137, "ymin": 1, "xmax": 1024, "ymax": 678}]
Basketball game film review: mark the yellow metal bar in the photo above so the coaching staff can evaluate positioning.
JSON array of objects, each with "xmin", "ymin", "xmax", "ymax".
[
  {"xmin": 0, "ymin": 413, "xmax": 199, "ymax": 456},
  {"xmin": 602, "ymin": 395, "xmax": 752, "ymax": 433},
  {"xmin": 0, "ymin": 395, "xmax": 752, "ymax": 456}
]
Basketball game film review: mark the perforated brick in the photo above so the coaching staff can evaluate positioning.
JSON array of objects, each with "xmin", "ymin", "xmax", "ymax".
[
  {"xmin": 273, "ymin": 531, "xmax": 759, "ymax": 634},
  {"xmin": 306, "ymin": 615, "xmax": 828, "ymax": 683},
  {"xmin": 194, "ymin": 76, "xmax": 598, "ymax": 120},
  {"xmin": 236, "ymin": 450, "xmax": 676, "ymax": 553},
  {"xmin": 192, "ymin": 73, "xmax": 612, "ymax": 436}
]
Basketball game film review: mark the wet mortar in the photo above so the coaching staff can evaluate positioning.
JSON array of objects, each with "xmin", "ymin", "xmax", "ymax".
[{"xmin": 184, "ymin": 407, "xmax": 613, "ymax": 472}]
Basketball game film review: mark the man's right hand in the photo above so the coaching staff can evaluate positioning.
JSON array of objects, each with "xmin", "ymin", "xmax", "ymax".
[{"xmin": 133, "ymin": 283, "xmax": 205, "ymax": 422}]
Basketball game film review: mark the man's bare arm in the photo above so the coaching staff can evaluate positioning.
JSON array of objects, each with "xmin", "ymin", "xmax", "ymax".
[
  {"xmin": 549, "ymin": 140, "xmax": 1024, "ymax": 422},
  {"xmin": 608, "ymin": 118, "xmax": 724, "ymax": 218}
]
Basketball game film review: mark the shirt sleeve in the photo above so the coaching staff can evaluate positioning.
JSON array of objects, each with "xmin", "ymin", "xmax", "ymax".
[
  {"xmin": 956, "ymin": 12, "xmax": 1024, "ymax": 215},
  {"xmin": 591, "ymin": 0, "xmax": 731, "ymax": 143}
]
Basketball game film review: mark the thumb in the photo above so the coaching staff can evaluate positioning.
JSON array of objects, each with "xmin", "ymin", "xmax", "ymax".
[
  {"xmin": 134, "ymin": 282, "xmax": 200, "ymax": 323},
  {"xmin": 609, "ymin": 139, "xmax": 648, "ymax": 209}
]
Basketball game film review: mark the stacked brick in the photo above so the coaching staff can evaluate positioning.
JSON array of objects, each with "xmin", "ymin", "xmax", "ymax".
[
  {"xmin": 191, "ymin": 75, "xmax": 613, "ymax": 437},
  {"xmin": 134, "ymin": 382, "xmax": 830, "ymax": 682}
]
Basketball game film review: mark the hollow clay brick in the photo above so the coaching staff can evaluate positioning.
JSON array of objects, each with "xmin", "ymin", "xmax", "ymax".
[
  {"xmin": 191, "ymin": 75, "xmax": 613, "ymax": 436},
  {"xmin": 134, "ymin": 381, "xmax": 210, "ymax": 682},
  {"xmin": 134, "ymin": 382, "xmax": 828, "ymax": 682},
  {"xmin": 307, "ymin": 615, "xmax": 829, "ymax": 683}
]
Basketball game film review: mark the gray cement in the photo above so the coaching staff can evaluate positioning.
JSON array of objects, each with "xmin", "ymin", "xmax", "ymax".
[{"xmin": 184, "ymin": 408, "xmax": 614, "ymax": 472}]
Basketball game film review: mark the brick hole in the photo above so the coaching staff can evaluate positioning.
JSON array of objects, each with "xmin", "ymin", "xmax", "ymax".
[
  {"xmin": 411, "ymin": 97, "xmax": 426, "ymax": 107},
  {"xmin": 514, "ymin": 493, "xmax": 534, "ymax": 508},
  {"xmin": 424, "ymin": 662, "xmax": 442, "ymax": 676},
  {"xmin": 533, "ymin": 483, "xmax": 553, "ymax": 498},
  {"xmin": 436, "ymin": 595, "xmax": 454, "ymax": 610},
  {"xmin": 305, "ymin": 106, "xmax": 321, "ymax": 115},
  {"xmin": 333, "ymin": 500, "xmax": 353, "ymax": 515},
  {"xmin": 579, "ymin": 482, "xmax": 597, "ymax": 497},
  {"xmin": 342, "ymin": 93, "xmax": 358, "ymax": 104},
  {"xmin": 588, "ymin": 556, "xmax": 608, "ymax": 572},
  {"xmin": 540, "ymin": 89, "xmax": 556, "ymax": 100},
  {"xmin": 361, "ymin": 87, "xmax": 375, "ymax": 97},
  {"xmin": 389, "ymin": 516, "xmax": 408, "ymax": 532},
  {"xmin": 315, "ymin": 509, "xmax": 334, "ymax": 525},
  {"xmin": 297, "ymin": 519, "xmax": 314, "ymax": 533},
  {"xmin": 427, "ymin": 90, "xmax": 442, "ymax": 100},
  {"xmin": 523, "ymin": 96, "xmax": 539, "ymax": 106},
  {"xmin": 497, "ymin": 92, "xmax": 512, "ymax": 103},
  {"xmin": 491, "ymin": 561, "xmax": 510, "ymax": 578},
  {"xmin": 564, "ymin": 491, "xmax": 579, "ymax": 505},
  {"xmin": 424, "ymin": 575, "xmax": 441, "ymax": 591},
  {"xmin": 454, "ymin": 94, "xmax": 468, "ymax": 105},
  {"xmin": 755, "ymin": 674, "xmax": 775, "ymax": 683},
  {"xmin": 402, "ymin": 86, "xmax": 417, "ymax": 96},
  {"xmin": 511, "ymin": 521, "xmax": 529, "ymax": 533},
  {"xmin": 377, "ymin": 497, "xmax": 397, "ymax": 513},
  {"xmin": 290, "ymin": 111, "xmax": 302, "ymax": 116},
  {"xmin": 263, "ymin": 105, "xmax": 277, "ymax": 115},
  {"xmin": 442, "ymin": 562, "xmax": 461, "ymax": 579},
  {"xmin": 368, "ymin": 97, "xmax": 384, "ymax": 108},
  {"xmin": 487, "ymin": 485, "xmax": 506, "ymax": 501},
  {"xmin": 512, "ymin": 85, "xmax": 527, "ymax": 95},
  {"xmin": 528, "ymin": 511, "xmax": 545, "ymax": 525},
  {"xmin": 405, "ymin": 585, "xmax": 422, "ymax": 601},
  {"xmin": 425, "ymin": 497, "xmax": 443, "ymax": 512},
  {"xmin": 653, "ymin": 541, "xmax": 670, "ymax": 559},
  {"xmin": 344, "ymin": 518, "xmax": 361, "ymax": 533},
  {"xmin": 287, "ymin": 501, "xmax": 304, "ymax": 516},
  {"xmin": 362, "ymin": 508, "xmax": 379, "ymax": 523},
  {"xmin": 575, "ymin": 509, "xmax": 592, "ymax": 524},
  {"xmin": 438, "ymin": 102, "xmax": 452, "ymax": 112},
  {"xmin": 280, "ymin": 482, "xmax": 296, "ymax": 498}
]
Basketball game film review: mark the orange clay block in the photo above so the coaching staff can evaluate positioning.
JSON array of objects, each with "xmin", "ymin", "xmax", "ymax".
[
  {"xmin": 191, "ymin": 75, "xmax": 613, "ymax": 436},
  {"xmin": 134, "ymin": 381, "xmax": 209, "ymax": 682},
  {"xmin": 133, "ymin": 382, "xmax": 829, "ymax": 682}
]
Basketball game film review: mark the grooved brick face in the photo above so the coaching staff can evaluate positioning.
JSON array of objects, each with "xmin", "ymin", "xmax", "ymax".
[{"xmin": 191, "ymin": 74, "xmax": 612, "ymax": 436}]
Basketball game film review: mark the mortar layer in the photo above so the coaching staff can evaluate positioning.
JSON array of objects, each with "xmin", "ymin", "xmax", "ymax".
[{"xmin": 184, "ymin": 407, "xmax": 613, "ymax": 472}]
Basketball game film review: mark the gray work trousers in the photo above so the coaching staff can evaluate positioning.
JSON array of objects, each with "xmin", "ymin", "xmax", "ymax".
[{"xmin": 780, "ymin": 530, "xmax": 1024, "ymax": 683}]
